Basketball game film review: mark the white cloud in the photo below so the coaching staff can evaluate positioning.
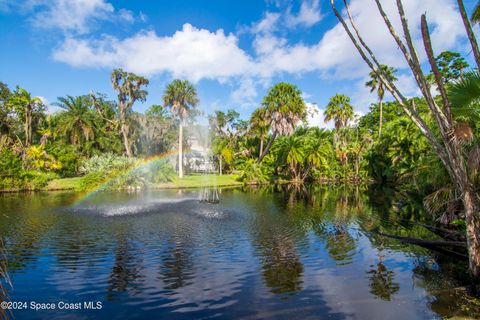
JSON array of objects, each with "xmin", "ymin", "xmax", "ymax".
[
  {"xmin": 286, "ymin": 0, "xmax": 322, "ymax": 28},
  {"xmin": 21, "ymin": 0, "xmax": 136, "ymax": 34},
  {"xmin": 50, "ymin": 0, "xmax": 469, "ymax": 111},
  {"xmin": 253, "ymin": 12, "xmax": 281, "ymax": 34},
  {"xmin": 231, "ymin": 77, "xmax": 258, "ymax": 107},
  {"xmin": 53, "ymin": 24, "xmax": 253, "ymax": 81},
  {"xmin": 305, "ymin": 102, "xmax": 333, "ymax": 129}
]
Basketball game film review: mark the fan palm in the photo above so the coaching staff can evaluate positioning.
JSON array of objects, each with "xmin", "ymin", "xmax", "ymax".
[
  {"xmin": 258, "ymin": 82, "xmax": 306, "ymax": 162},
  {"xmin": 365, "ymin": 65, "xmax": 397, "ymax": 137},
  {"xmin": 162, "ymin": 79, "xmax": 199, "ymax": 178},
  {"xmin": 324, "ymin": 94, "xmax": 354, "ymax": 144}
]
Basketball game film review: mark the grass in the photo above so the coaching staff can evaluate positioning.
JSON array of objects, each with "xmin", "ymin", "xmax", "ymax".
[
  {"xmin": 46, "ymin": 177, "xmax": 85, "ymax": 191},
  {"xmin": 156, "ymin": 173, "xmax": 241, "ymax": 189},
  {"xmin": 45, "ymin": 173, "xmax": 241, "ymax": 191}
]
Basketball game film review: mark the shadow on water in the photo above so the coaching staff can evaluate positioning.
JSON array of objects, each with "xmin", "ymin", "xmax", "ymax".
[{"xmin": 0, "ymin": 186, "xmax": 479, "ymax": 319}]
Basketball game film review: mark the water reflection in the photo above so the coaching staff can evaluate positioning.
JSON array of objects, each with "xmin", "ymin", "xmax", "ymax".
[
  {"xmin": 160, "ymin": 235, "xmax": 193, "ymax": 291},
  {"xmin": 0, "ymin": 187, "xmax": 479, "ymax": 319},
  {"xmin": 366, "ymin": 262, "xmax": 400, "ymax": 301},
  {"xmin": 108, "ymin": 232, "xmax": 144, "ymax": 298}
]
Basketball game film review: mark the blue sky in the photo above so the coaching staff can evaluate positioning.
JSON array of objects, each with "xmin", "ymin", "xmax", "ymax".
[{"xmin": 0, "ymin": 0, "xmax": 478, "ymax": 126}]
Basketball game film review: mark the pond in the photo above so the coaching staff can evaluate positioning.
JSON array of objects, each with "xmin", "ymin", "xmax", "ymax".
[{"xmin": 0, "ymin": 186, "xmax": 478, "ymax": 319}]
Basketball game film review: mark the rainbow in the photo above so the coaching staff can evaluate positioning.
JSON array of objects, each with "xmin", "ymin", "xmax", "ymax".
[{"xmin": 72, "ymin": 149, "xmax": 192, "ymax": 207}]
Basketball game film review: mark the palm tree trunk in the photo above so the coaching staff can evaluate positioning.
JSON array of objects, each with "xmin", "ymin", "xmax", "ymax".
[
  {"xmin": 457, "ymin": 0, "xmax": 480, "ymax": 69},
  {"xmin": 257, "ymin": 132, "xmax": 277, "ymax": 163},
  {"xmin": 178, "ymin": 121, "xmax": 184, "ymax": 178},
  {"xmin": 378, "ymin": 99, "xmax": 383, "ymax": 137},
  {"xmin": 219, "ymin": 157, "xmax": 222, "ymax": 175},
  {"xmin": 463, "ymin": 187, "xmax": 480, "ymax": 277},
  {"xmin": 259, "ymin": 136, "xmax": 264, "ymax": 157},
  {"xmin": 25, "ymin": 105, "xmax": 32, "ymax": 147}
]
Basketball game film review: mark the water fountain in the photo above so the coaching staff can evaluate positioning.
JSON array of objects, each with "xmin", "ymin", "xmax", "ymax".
[{"xmin": 196, "ymin": 122, "xmax": 220, "ymax": 204}]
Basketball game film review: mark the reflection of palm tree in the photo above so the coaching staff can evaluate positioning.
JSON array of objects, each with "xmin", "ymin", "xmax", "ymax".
[
  {"xmin": 261, "ymin": 237, "xmax": 304, "ymax": 294},
  {"xmin": 107, "ymin": 235, "xmax": 143, "ymax": 298},
  {"xmin": 324, "ymin": 225, "xmax": 357, "ymax": 265},
  {"xmin": 366, "ymin": 262, "xmax": 400, "ymax": 301},
  {"xmin": 160, "ymin": 237, "xmax": 193, "ymax": 290}
]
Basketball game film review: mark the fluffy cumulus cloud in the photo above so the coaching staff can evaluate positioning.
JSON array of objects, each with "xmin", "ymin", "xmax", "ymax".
[
  {"xmin": 285, "ymin": 0, "xmax": 322, "ymax": 28},
  {"xmin": 47, "ymin": 0, "xmax": 469, "ymax": 107},
  {"xmin": 54, "ymin": 24, "xmax": 253, "ymax": 81},
  {"xmin": 17, "ymin": 0, "xmax": 134, "ymax": 34}
]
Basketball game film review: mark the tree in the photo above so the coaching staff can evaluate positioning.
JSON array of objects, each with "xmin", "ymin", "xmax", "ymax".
[
  {"xmin": 324, "ymin": 94, "xmax": 355, "ymax": 145},
  {"xmin": 257, "ymin": 82, "xmax": 307, "ymax": 163},
  {"xmin": 250, "ymin": 107, "xmax": 269, "ymax": 156},
  {"xmin": 0, "ymin": 82, "xmax": 12, "ymax": 134},
  {"xmin": 162, "ymin": 79, "xmax": 199, "ymax": 178},
  {"xmin": 365, "ymin": 65, "xmax": 397, "ymax": 137},
  {"xmin": 430, "ymin": 51, "xmax": 469, "ymax": 84},
  {"xmin": 111, "ymin": 69, "xmax": 149, "ymax": 157},
  {"xmin": 324, "ymin": 94, "xmax": 354, "ymax": 131},
  {"xmin": 53, "ymin": 95, "xmax": 97, "ymax": 153},
  {"xmin": 328, "ymin": 0, "xmax": 480, "ymax": 277},
  {"xmin": 472, "ymin": 1, "xmax": 480, "ymax": 24},
  {"xmin": 7, "ymin": 87, "xmax": 44, "ymax": 147}
]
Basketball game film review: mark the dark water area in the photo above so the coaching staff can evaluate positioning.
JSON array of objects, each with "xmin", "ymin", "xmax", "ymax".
[{"xmin": 0, "ymin": 186, "xmax": 479, "ymax": 319}]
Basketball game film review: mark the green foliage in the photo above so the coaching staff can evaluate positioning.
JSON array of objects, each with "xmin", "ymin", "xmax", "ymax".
[
  {"xmin": 79, "ymin": 153, "xmax": 137, "ymax": 175},
  {"xmin": 162, "ymin": 79, "xmax": 199, "ymax": 121},
  {"xmin": 324, "ymin": 94, "xmax": 355, "ymax": 130},
  {"xmin": 45, "ymin": 142, "xmax": 79, "ymax": 177},
  {"xmin": 237, "ymin": 159, "xmax": 272, "ymax": 184},
  {"xmin": 429, "ymin": 51, "xmax": 469, "ymax": 84}
]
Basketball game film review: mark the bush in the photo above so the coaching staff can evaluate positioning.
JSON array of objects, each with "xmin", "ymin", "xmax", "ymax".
[
  {"xmin": 46, "ymin": 142, "xmax": 80, "ymax": 177},
  {"xmin": 237, "ymin": 159, "xmax": 271, "ymax": 185},
  {"xmin": 79, "ymin": 153, "xmax": 137, "ymax": 175}
]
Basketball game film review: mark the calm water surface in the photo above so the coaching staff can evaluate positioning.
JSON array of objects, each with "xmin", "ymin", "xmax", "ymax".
[{"xmin": 0, "ymin": 186, "xmax": 478, "ymax": 319}]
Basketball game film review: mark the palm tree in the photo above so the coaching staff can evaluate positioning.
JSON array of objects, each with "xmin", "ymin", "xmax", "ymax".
[
  {"xmin": 365, "ymin": 65, "xmax": 397, "ymax": 137},
  {"xmin": 277, "ymin": 136, "xmax": 305, "ymax": 181},
  {"xmin": 324, "ymin": 94, "xmax": 354, "ymax": 144},
  {"xmin": 8, "ymin": 88, "xmax": 43, "ymax": 147},
  {"xmin": 53, "ymin": 95, "xmax": 97, "ymax": 152},
  {"xmin": 163, "ymin": 79, "xmax": 199, "ymax": 178},
  {"xmin": 258, "ymin": 82, "xmax": 307, "ymax": 163},
  {"xmin": 250, "ymin": 107, "xmax": 269, "ymax": 156}
]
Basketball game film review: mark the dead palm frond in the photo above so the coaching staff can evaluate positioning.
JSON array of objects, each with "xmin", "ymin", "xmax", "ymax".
[{"xmin": 423, "ymin": 186, "xmax": 463, "ymax": 224}]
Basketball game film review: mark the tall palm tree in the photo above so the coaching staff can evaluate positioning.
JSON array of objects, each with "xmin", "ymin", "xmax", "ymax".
[
  {"xmin": 250, "ymin": 107, "xmax": 269, "ymax": 156},
  {"xmin": 324, "ymin": 94, "xmax": 354, "ymax": 144},
  {"xmin": 365, "ymin": 65, "xmax": 397, "ymax": 137},
  {"xmin": 163, "ymin": 79, "xmax": 199, "ymax": 178},
  {"xmin": 53, "ymin": 95, "xmax": 97, "ymax": 151},
  {"xmin": 8, "ymin": 88, "xmax": 43, "ymax": 147},
  {"xmin": 258, "ymin": 82, "xmax": 307, "ymax": 163}
]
